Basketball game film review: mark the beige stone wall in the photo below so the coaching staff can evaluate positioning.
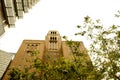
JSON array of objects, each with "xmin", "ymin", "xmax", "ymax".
[
  {"xmin": 2, "ymin": 40, "xmax": 45, "ymax": 80},
  {"xmin": 0, "ymin": 2, "xmax": 5, "ymax": 36}
]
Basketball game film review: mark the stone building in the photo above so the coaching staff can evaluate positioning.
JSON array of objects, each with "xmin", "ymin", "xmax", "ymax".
[
  {"xmin": 0, "ymin": 0, "xmax": 40, "ymax": 36},
  {"xmin": 0, "ymin": 50, "xmax": 14, "ymax": 79},
  {"xmin": 0, "ymin": 0, "xmax": 6, "ymax": 36},
  {"xmin": 2, "ymin": 30, "xmax": 90, "ymax": 80}
]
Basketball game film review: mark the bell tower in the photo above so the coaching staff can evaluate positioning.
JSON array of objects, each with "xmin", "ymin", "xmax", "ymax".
[{"xmin": 45, "ymin": 30, "xmax": 62, "ymax": 53}]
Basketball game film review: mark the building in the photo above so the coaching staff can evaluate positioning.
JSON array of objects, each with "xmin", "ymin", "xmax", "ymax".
[
  {"xmin": 2, "ymin": 30, "xmax": 90, "ymax": 80},
  {"xmin": 0, "ymin": 0, "xmax": 40, "ymax": 36},
  {"xmin": 0, "ymin": 50, "xmax": 14, "ymax": 79},
  {"xmin": 0, "ymin": 0, "xmax": 6, "ymax": 36}
]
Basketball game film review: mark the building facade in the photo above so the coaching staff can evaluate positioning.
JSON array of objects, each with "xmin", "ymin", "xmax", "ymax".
[
  {"xmin": 0, "ymin": 0, "xmax": 40, "ymax": 36},
  {"xmin": 0, "ymin": 50, "xmax": 14, "ymax": 79},
  {"xmin": 0, "ymin": 0, "xmax": 6, "ymax": 36},
  {"xmin": 2, "ymin": 30, "xmax": 90, "ymax": 80}
]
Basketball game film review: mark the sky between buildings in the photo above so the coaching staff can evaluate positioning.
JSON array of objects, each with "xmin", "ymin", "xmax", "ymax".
[{"xmin": 0, "ymin": 0, "xmax": 120, "ymax": 53}]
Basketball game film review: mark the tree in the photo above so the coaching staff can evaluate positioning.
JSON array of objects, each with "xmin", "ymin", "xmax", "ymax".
[
  {"xmin": 75, "ymin": 16, "xmax": 120, "ymax": 79},
  {"xmin": 8, "ymin": 15, "xmax": 120, "ymax": 80},
  {"xmin": 9, "ymin": 41, "xmax": 101, "ymax": 80}
]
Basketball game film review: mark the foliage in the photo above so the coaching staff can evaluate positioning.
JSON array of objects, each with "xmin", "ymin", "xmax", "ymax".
[
  {"xmin": 115, "ymin": 10, "xmax": 120, "ymax": 18},
  {"xmin": 8, "ymin": 42, "xmax": 101, "ymax": 80},
  {"xmin": 75, "ymin": 16, "xmax": 120, "ymax": 79},
  {"xmin": 8, "ymin": 15, "xmax": 120, "ymax": 80}
]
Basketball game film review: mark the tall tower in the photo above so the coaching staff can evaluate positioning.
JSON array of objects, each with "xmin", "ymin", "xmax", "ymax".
[
  {"xmin": 45, "ymin": 30, "xmax": 62, "ymax": 52},
  {"xmin": 45, "ymin": 30, "xmax": 62, "ymax": 60}
]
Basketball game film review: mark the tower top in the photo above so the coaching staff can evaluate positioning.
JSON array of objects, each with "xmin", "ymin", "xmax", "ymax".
[{"xmin": 47, "ymin": 30, "xmax": 60, "ymax": 36}]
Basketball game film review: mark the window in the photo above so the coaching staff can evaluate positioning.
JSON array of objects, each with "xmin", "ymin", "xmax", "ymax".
[
  {"xmin": 49, "ymin": 37, "xmax": 58, "ymax": 50},
  {"xmin": 50, "ymin": 31, "xmax": 57, "ymax": 35},
  {"xmin": 25, "ymin": 43, "xmax": 40, "ymax": 53}
]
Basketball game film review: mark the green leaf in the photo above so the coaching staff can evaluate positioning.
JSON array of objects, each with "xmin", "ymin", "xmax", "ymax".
[
  {"xmin": 84, "ymin": 16, "xmax": 90, "ymax": 23},
  {"xmin": 77, "ymin": 25, "xmax": 81, "ymax": 28}
]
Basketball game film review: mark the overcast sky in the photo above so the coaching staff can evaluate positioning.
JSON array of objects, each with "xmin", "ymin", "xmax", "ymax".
[{"xmin": 0, "ymin": 0, "xmax": 120, "ymax": 53}]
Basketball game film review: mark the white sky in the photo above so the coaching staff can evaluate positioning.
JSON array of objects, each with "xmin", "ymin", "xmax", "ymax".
[{"xmin": 0, "ymin": 0, "xmax": 120, "ymax": 53}]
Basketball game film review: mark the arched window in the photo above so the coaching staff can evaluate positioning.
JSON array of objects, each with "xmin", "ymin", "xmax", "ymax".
[{"xmin": 49, "ymin": 37, "xmax": 58, "ymax": 50}]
